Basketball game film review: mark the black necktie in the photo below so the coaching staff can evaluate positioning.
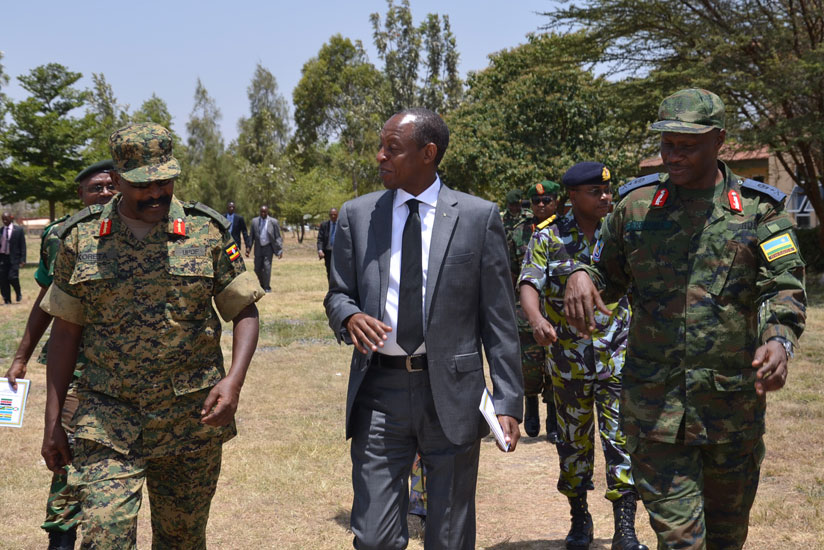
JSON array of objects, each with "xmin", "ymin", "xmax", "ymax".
[{"xmin": 397, "ymin": 199, "xmax": 424, "ymax": 355}]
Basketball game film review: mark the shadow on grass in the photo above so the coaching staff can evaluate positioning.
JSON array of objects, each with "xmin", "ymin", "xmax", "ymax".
[{"xmin": 485, "ymin": 538, "xmax": 612, "ymax": 549}]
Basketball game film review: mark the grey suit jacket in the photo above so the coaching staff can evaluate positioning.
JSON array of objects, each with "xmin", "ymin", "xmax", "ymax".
[
  {"xmin": 248, "ymin": 216, "xmax": 283, "ymax": 256},
  {"xmin": 324, "ymin": 184, "xmax": 523, "ymax": 445}
]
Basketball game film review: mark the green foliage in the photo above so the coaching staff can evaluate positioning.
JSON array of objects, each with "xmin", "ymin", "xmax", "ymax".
[
  {"xmin": 543, "ymin": 0, "xmax": 824, "ymax": 233},
  {"xmin": 370, "ymin": 0, "xmax": 462, "ymax": 114},
  {"xmin": 1, "ymin": 63, "xmax": 93, "ymax": 219},
  {"xmin": 441, "ymin": 33, "xmax": 644, "ymax": 200},
  {"xmin": 796, "ymin": 227, "xmax": 824, "ymax": 273},
  {"xmin": 293, "ymin": 35, "xmax": 385, "ymax": 197},
  {"xmin": 236, "ymin": 63, "xmax": 290, "ymax": 165},
  {"xmin": 85, "ymin": 73, "xmax": 131, "ymax": 161}
]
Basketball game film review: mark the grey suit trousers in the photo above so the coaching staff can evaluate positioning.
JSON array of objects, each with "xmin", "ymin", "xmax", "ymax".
[
  {"xmin": 253, "ymin": 243, "xmax": 274, "ymax": 291},
  {"xmin": 350, "ymin": 366, "xmax": 480, "ymax": 550}
]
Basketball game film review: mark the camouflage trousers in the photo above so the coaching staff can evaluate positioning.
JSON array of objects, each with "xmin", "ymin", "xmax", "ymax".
[
  {"xmin": 409, "ymin": 452, "xmax": 427, "ymax": 516},
  {"xmin": 628, "ymin": 436, "xmax": 765, "ymax": 550},
  {"xmin": 519, "ymin": 326, "xmax": 552, "ymax": 403},
  {"xmin": 42, "ymin": 389, "xmax": 81, "ymax": 533},
  {"xmin": 551, "ymin": 370, "xmax": 635, "ymax": 501},
  {"xmin": 70, "ymin": 437, "xmax": 222, "ymax": 550}
]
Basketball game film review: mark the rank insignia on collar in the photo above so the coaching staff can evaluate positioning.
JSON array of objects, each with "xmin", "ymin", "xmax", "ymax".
[
  {"xmin": 728, "ymin": 189, "xmax": 742, "ymax": 212},
  {"xmin": 173, "ymin": 218, "xmax": 186, "ymax": 236},
  {"xmin": 99, "ymin": 218, "xmax": 112, "ymax": 236},
  {"xmin": 225, "ymin": 243, "xmax": 241, "ymax": 261},
  {"xmin": 651, "ymin": 188, "xmax": 669, "ymax": 207}
]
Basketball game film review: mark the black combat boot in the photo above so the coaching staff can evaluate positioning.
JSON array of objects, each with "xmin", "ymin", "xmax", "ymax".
[
  {"xmin": 611, "ymin": 492, "xmax": 648, "ymax": 550},
  {"xmin": 565, "ymin": 494, "xmax": 593, "ymax": 550},
  {"xmin": 524, "ymin": 395, "xmax": 540, "ymax": 437},
  {"xmin": 47, "ymin": 527, "xmax": 77, "ymax": 550},
  {"xmin": 545, "ymin": 400, "xmax": 560, "ymax": 443}
]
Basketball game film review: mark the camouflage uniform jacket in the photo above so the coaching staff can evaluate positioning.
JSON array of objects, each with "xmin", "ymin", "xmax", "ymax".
[
  {"xmin": 581, "ymin": 162, "xmax": 806, "ymax": 446},
  {"xmin": 34, "ymin": 215, "xmax": 88, "ymax": 374},
  {"xmin": 518, "ymin": 210, "xmax": 631, "ymax": 380},
  {"xmin": 46, "ymin": 194, "xmax": 264, "ymax": 457}
]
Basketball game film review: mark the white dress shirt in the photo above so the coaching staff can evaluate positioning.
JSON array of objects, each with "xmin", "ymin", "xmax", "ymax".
[
  {"xmin": 380, "ymin": 176, "xmax": 441, "ymax": 356},
  {"xmin": 259, "ymin": 217, "xmax": 270, "ymax": 246}
]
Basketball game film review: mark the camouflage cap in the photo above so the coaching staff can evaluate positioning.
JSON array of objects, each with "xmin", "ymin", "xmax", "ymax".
[
  {"xmin": 109, "ymin": 123, "xmax": 180, "ymax": 185},
  {"xmin": 650, "ymin": 88, "xmax": 725, "ymax": 134},
  {"xmin": 527, "ymin": 180, "xmax": 560, "ymax": 198}
]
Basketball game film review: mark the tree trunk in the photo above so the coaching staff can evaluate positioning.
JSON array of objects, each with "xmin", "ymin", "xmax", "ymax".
[
  {"xmin": 49, "ymin": 200, "xmax": 56, "ymax": 222},
  {"xmin": 297, "ymin": 223, "xmax": 305, "ymax": 243}
]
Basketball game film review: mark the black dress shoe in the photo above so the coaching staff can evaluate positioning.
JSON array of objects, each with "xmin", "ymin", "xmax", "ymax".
[{"xmin": 524, "ymin": 396, "xmax": 540, "ymax": 437}]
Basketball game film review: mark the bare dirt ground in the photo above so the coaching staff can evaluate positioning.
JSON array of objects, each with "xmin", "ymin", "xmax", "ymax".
[{"xmin": 1, "ymin": 235, "xmax": 821, "ymax": 549}]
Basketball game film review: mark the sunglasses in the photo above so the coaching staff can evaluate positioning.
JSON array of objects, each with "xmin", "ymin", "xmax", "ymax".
[{"xmin": 531, "ymin": 196, "xmax": 556, "ymax": 205}]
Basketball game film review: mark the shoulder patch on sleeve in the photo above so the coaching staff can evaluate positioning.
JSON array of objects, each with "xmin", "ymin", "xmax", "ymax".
[
  {"xmin": 619, "ymin": 173, "xmax": 661, "ymax": 198},
  {"xmin": 185, "ymin": 201, "xmax": 231, "ymax": 230},
  {"xmin": 536, "ymin": 214, "xmax": 557, "ymax": 231},
  {"xmin": 57, "ymin": 205, "xmax": 103, "ymax": 239},
  {"xmin": 740, "ymin": 179, "xmax": 786, "ymax": 202}
]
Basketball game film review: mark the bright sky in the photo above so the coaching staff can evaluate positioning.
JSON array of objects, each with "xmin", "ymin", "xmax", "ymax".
[{"xmin": 1, "ymin": 0, "xmax": 551, "ymax": 143}]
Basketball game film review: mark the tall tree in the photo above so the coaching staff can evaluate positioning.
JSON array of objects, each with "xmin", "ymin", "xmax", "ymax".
[
  {"xmin": 133, "ymin": 93, "xmax": 175, "ymax": 130},
  {"xmin": 544, "ymin": 0, "xmax": 824, "ymax": 239},
  {"xmin": 370, "ymin": 0, "xmax": 463, "ymax": 114},
  {"xmin": 86, "ymin": 73, "xmax": 130, "ymax": 160},
  {"xmin": 1, "ymin": 63, "xmax": 92, "ymax": 219},
  {"xmin": 179, "ymin": 79, "xmax": 232, "ymax": 208},
  {"xmin": 441, "ymin": 33, "xmax": 641, "ymax": 199},
  {"xmin": 236, "ymin": 63, "xmax": 290, "ymax": 165},
  {"xmin": 293, "ymin": 35, "xmax": 386, "ymax": 197}
]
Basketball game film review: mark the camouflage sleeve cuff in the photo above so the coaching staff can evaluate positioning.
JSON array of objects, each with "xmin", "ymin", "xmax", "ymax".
[
  {"xmin": 573, "ymin": 264, "xmax": 606, "ymax": 291},
  {"xmin": 41, "ymin": 284, "xmax": 85, "ymax": 326},
  {"xmin": 215, "ymin": 271, "xmax": 265, "ymax": 321},
  {"xmin": 761, "ymin": 325, "xmax": 799, "ymax": 348}
]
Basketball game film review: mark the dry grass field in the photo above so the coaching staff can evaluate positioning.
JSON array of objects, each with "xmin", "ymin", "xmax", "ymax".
[{"xmin": 1, "ymin": 233, "xmax": 822, "ymax": 549}]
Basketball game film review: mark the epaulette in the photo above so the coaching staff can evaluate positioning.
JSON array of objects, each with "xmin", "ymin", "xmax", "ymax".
[
  {"xmin": 619, "ymin": 174, "xmax": 660, "ymax": 198},
  {"xmin": 740, "ymin": 179, "xmax": 786, "ymax": 203},
  {"xmin": 57, "ymin": 205, "xmax": 104, "ymax": 239},
  {"xmin": 43, "ymin": 214, "xmax": 69, "ymax": 237},
  {"xmin": 536, "ymin": 214, "xmax": 557, "ymax": 231},
  {"xmin": 184, "ymin": 201, "xmax": 230, "ymax": 230}
]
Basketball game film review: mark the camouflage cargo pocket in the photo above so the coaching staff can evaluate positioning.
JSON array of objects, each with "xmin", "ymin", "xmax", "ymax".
[{"xmin": 166, "ymin": 257, "xmax": 214, "ymax": 321}]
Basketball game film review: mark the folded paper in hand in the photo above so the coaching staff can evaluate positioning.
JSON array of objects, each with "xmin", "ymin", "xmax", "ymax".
[{"xmin": 479, "ymin": 387, "xmax": 510, "ymax": 452}]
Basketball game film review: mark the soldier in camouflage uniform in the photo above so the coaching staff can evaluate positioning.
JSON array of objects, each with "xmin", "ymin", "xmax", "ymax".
[
  {"xmin": 565, "ymin": 89, "xmax": 806, "ymax": 550},
  {"xmin": 5, "ymin": 159, "xmax": 116, "ymax": 550},
  {"xmin": 40, "ymin": 123, "xmax": 265, "ymax": 549},
  {"xmin": 502, "ymin": 188, "xmax": 527, "ymax": 236},
  {"xmin": 520, "ymin": 164, "xmax": 646, "ymax": 550},
  {"xmin": 507, "ymin": 181, "xmax": 560, "ymax": 440}
]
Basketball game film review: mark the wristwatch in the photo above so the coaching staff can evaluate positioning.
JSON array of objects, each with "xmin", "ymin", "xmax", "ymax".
[{"xmin": 768, "ymin": 336, "xmax": 794, "ymax": 360}]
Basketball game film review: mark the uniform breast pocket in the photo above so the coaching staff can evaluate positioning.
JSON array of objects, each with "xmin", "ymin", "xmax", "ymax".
[
  {"xmin": 70, "ymin": 261, "xmax": 121, "ymax": 324},
  {"xmin": 707, "ymin": 239, "xmax": 757, "ymax": 299},
  {"xmin": 166, "ymin": 257, "xmax": 215, "ymax": 321}
]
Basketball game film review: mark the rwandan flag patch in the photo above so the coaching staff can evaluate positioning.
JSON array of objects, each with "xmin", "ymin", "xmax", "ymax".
[
  {"xmin": 225, "ymin": 243, "xmax": 241, "ymax": 261},
  {"xmin": 760, "ymin": 232, "xmax": 798, "ymax": 262}
]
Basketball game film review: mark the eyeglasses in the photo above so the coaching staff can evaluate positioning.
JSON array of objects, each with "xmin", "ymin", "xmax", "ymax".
[
  {"xmin": 574, "ymin": 187, "xmax": 613, "ymax": 198},
  {"xmin": 531, "ymin": 196, "xmax": 556, "ymax": 205}
]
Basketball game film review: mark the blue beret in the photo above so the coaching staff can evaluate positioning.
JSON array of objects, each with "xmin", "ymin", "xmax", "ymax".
[
  {"xmin": 75, "ymin": 159, "xmax": 115, "ymax": 183},
  {"xmin": 562, "ymin": 162, "xmax": 611, "ymax": 187}
]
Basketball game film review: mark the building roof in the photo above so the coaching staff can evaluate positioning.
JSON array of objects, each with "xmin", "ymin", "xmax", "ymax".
[{"xmin": 640, "ymin": 145, "xmax": 770, "ymax": 169}]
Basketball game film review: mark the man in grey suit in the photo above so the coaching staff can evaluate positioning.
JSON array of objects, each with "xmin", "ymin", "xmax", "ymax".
[
  {"xmin": 245, "ymin": 204, "xmax": 283, "ymax": 292},
  {"xmin": 325, "ymin": 108, "xmax": 524, "ymax": 550}
]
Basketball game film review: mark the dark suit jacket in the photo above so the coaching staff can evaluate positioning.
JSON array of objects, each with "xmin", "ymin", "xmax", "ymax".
[
  {"xmin": 317, "ymin": 219, "xmax": 337, "ymax": 252},
  {"xmin": 226, "ymin": 213, "xmax": 249, "ymax": 249},
  {"xmin": 324, "ymin": 184, "xmax": 523, "ymax": 445},
  {"xmin": 1, "ymin": 223, "xmax": 26, "ymax": 265},
  {"xmin": 248, "ymin": 216, "xmax": 283, "ymax": 256}
]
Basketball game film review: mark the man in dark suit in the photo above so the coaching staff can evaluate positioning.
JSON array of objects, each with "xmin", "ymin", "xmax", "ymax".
[
  {"xmin": 225, "ymin": 201, "xmax": 249, "ymax": 250},
  {"xmin": 325, "ymin": 108, "xmax": 524, "ymax": 550},
  {"xmin": 246, "ymin": 205, "xmax": 283, "ymax": 292},
  {"xmin": 316, "ymin": 207, "xmax": 338, "ymax": 280},
  {"xmin": 0, "ymin": 212, "xmax": 26, "ymax": 304}
]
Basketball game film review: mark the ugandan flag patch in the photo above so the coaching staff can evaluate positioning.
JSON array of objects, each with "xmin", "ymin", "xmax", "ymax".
[
  {"xmin": 225, "ymin": 243, "xmax": 241, "ymax": 261},
  {"xmin": 760, "ymin": 232, "xmax": 798, "ymax": 262}
]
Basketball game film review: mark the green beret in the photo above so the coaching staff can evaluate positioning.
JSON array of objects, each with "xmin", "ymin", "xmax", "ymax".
[
  {"xmin": 506, "ymin": 189, "xmax": 523, "ymax": 204},
  {"xmin": 527, "ymin": 180, "xmax": 560, "ymax": 198},
  {"xmin": 74, "ymin": 159, "xmax": 115, "ymax": 183}
]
